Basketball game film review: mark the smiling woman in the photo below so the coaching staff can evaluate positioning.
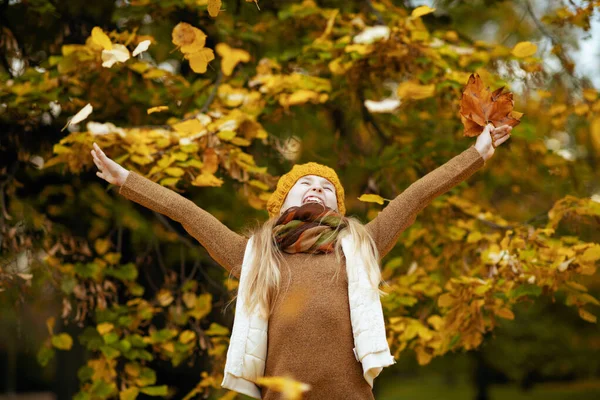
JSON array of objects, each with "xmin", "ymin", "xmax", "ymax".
[
  {"xmin": 280, "ymin": 174, "xmax": 339, "ymax": 213},
  {"xmin": 94, "ymin": 141, "xmax": 489, "ymax": 399}
]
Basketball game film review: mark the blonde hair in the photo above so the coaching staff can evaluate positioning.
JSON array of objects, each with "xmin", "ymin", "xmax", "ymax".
[{"xmin": 226, "ymin": 211, "xmax": 390, "ymax": 319}]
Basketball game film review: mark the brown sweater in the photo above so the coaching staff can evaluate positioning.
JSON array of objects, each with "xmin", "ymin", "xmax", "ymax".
[{"xmin": 118, "ymin": 146, "xmax": 485, "ymax": 399}]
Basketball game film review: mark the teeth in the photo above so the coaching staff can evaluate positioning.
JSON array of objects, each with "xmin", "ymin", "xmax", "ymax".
[{"xmin": 304, "ymin": 196, "xmax": 323, "ymax": 205}]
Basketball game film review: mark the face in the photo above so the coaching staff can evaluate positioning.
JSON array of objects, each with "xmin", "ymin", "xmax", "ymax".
[{"xmin": 280, "ymin": 175, "xmax": 338, "ymax": 215}]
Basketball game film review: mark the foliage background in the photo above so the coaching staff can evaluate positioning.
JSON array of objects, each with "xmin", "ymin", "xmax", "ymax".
[{"xmin": 1, "ymin": 0, "xmax": 600, "ymax": 399}]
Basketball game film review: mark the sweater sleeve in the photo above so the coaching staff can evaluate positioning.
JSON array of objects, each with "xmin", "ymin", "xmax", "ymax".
[
  {"xmin": 118, "ymin": 170, "xmax": 247, "ymax": 278},
  {"xmin": 366, "ymin": 145, "xmax": 485, "ymax": 260}
]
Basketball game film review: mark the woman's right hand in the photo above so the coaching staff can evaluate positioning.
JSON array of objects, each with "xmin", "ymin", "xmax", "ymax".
[{"xmin": 91, "ymin": 142, "xmax": 129, "ymax": 186}]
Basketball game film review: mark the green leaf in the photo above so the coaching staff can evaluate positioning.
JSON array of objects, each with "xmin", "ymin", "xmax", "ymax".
[
  {"xmin": 37, "ymin": 346, "xmax": 55, "ymax": 366},
  {"xmin": 51, "ymin": 333, "xmax": 73, "ymax": 350},
  {"xmin": 102, "ymin": 332, "xmax": 119, "ymax": 345},
  {"xmin": 105, "ymin": 263, "xmax": 138, "ymax": 281},
  {"xmin": 77, "ymin": 365, "xmax": 94, "ymax": 382},
  {"xmin": 74, "ymin": 262, "xmax": 99, "ymax": 279},
  {"xmin": 509, "ymin": 284, "xmax": 542, "ymax": 299},
  {"xmin": 204, "ymin": 323, "xmax": 230, "ymax": 336},
  {"xmin": 140, "ymin": 385, "xmax": 168, "ymax": 396},
  {"xmin": 100, "ymin": 345, "xmax": 121, "ymax": 359}
]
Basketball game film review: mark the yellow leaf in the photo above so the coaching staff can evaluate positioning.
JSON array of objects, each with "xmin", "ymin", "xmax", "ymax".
[
  {"xmin": 119, "ymin": 387, "xmax": 139, "ymax": 400},
  {"xmin": 414, "ymin": 345, "xmax": 433, "ymax": 365},
  {"xmin": 157, "ymin": 289, "xmax": 174, "ymax": 307},
  {"xmin": 583, "ymin": 88, "xmax": 597, "ymax": 102},
  {"xmin": 217, "ymin": 130, "xmax": 237, "ymax": 140},
  {"xmin": 581, "ymin": 244, "xmax": 600, "ymax": 263},
  {"xmin": 574, "ymin": 103, "xmax": 589, "ymax": 116},
  {"xmin": 412, "ymin": 5, "xmax": 436, "ymax": 18},
  {"xmin": 91, "ymin": 27, "xmax": 112, "ymax": 50},
  {"xmin": 511, "ymin": 41, "xmax": 537, "ymax": 58},
  {"xmin": 437, "ymin": 293, "xmax": 455, "ymax": 307},
  {"xmin": 494, "ymin": 307, "xmax": 515, "ymax": 320},
  {"xmin": 208, "ymin": 0, "xmax": 222, "ymax": 17},
  {"xmin": 97, "ymin": 322, "xmax": 115, "ymax": 335},
  {"xmin": 164, "ymin": 167, "xmax": 185, "ymax": 177},
  {"xmin": 191, "ymin": 172, "xmax": 224, "ymax": 187},
  {"xmin": 51, "ymin": 333, "xmax": 73, "ymax": 350},
  {"xmin": 186, "ymin": 48, "xmax": 215, "ymax": 73},
  {"xmin": 147, "ymin": 106, "xmax": 169, "ymax": 114},
  {"xmin": 578, "ymin": 308, "xmax": 597, "ymax": 323},
  {"xmin": 248, "ymin": 179, "xmax": 269, "ymax": 191},
  {"xmin": 132, "ymin": 40, "xmax": 151, "ymax": 57},
  {"xmin": 357, "ymin": 194, "xmax": 385, "ymax": 205},
  {"xmin": 172, "ymin": 23, "xmax": 207, "ymax": 54},
  {"xmin": 397, "ymin": 81, "xmax": 435, "ymax": 100},
  {"xmin": 182, "ymin": 292, "xmax": 197, "ymax": 308},
  {"xmin": 565, "ymin": 281, "xmax": 588, "ymax": 292},
  {"xmin": 344, "ymin": 43, "xmax": 374, "ymax": 55},
  {"xmin": 179, "ymin": 330, "xmax": 196, "ymax": 344},
  {"xmin": 63, "ymin": 103, "xmax": 93, "ymax": 131},
  {"xmin": 46, "ymin": 317, "xmax": 55, "ymax": 335},
  {"xmin": 216, "ymin": 43, "xmax": 251, "ymax": 76},
  {"xmin": 172, "ymin": 119, "xmax": 205, "ymax": 134},
  {"xmin": 101, "ymin": 44, "xmax": 131, "ymax": 68},
  {"xmin": 94, "ymin": 238, "xmax": 111, "ymax": 255},
  {"xmin": 256, "ymin": 376, "xmax": 311, "ymax": 400}
]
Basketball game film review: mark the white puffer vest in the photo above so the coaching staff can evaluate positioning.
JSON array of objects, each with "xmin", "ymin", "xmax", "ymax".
[{"xmin": 221, "ymin": 234, "xmax": 396, "ymax": 399}]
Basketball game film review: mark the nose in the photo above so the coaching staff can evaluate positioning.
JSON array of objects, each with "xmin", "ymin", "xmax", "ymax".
[{"xmin": 311, "ymin": 186, "xmax": 323, "ymax": 193}]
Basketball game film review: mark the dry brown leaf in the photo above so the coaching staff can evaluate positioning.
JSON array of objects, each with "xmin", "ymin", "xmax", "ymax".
[{"xmin": 459, "ymin": 73, "xmax": 523, "ymax": 137}]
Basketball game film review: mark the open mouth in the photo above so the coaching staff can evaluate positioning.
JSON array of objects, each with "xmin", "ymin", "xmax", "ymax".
[{"xmin": 303, "ymin": 196, "xmax": 324, "ymax": 206}]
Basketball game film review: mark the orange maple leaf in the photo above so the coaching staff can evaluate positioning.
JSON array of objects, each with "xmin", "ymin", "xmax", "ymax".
[{"xmin": 459, "ymin": 73, "xmax": 523, "ymax": 137}]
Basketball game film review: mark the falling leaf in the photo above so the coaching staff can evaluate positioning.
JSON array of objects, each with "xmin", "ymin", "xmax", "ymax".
[
  {"xmin": 364, "ymin": 98, "xmax": 401, "ymax": 113},
  {"xmin": 459, "ymin": 73, "xmax": 523, "ymax": 137},
  {"xmin": 102, "ymin": 44, "xmax": 131, "ymax": 68},
  {"xmin": 208, "ymin": 0, "xmax": 222, "ymax": 17},
  {"xmin": 256, "ymin": 375, "xmax": 311, "ymax": 400},
  {"xmin": 511, "ymin": 41, "xmax": 538, "ymax": 58},
  {"xmin": 62, "ymin": 103, "xmax": 93, "ymax": 131},
  {"xmin": 216, "ymin": 43, "xmax": 251, "ymax": 76},
  {"xmin": 147, "ymin": 106, "xmax": 169, "ymax": 114},
  {"xmin": 412, "ymin": 5, "xmax": 436, "ymax": 18},
  {"xmin": 357, "ymin": 194, "xmax": 385, "ymax": 205},
  {"xmin": 91, "ymin": 27, "xmax": 112, "ymax": 50},
  {"xmin": 397, "ymin": 81, "xmax": 435, "ymax": 100},
  {"xmin": 172, "ymin": 23, "xmax": 207, "ymax": 54},
  {"xmin": 132, "ymin": 39, "xmax": 151, "ymax": 56},
  {"xmin": 186, "ymin": 48, "xmax": 215, "ymax": 73},
  {"xmin": 353, "ymin": 25, "xmax": 390, "ymax": 44}
]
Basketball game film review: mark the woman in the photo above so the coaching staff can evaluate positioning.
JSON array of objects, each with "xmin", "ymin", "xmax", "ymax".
[{"xmin": 91, "ymin": 123, "xmax": 511, "ymax": 399}]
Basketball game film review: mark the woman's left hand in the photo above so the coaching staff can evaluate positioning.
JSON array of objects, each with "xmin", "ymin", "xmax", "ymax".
[{"xmin": 474, "ymin": 123, "xmax": 513, "ymax": 161}]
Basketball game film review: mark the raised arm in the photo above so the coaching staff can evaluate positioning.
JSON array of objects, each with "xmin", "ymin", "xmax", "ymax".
[
  {"xmin": 91, "ymin": 142, "xmax": 246, "ymax": 278},
  {"xmin": 118, "ymin": 171, "xmax": 247, "ymax": 277},
  {"xmin": 366, "ymin": 145, "xmax": 485, "ymax": 260}
]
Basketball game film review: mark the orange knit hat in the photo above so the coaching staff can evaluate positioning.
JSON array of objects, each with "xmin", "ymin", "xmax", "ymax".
[{"xmin": 266, "ymin": 162, "xmax": 346, "ymax": 218}]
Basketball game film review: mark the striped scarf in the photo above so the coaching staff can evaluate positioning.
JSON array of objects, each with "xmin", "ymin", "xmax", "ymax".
[{"xmin": 272, "ymin": 202, "xmax": 347, "ymax": 254}]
